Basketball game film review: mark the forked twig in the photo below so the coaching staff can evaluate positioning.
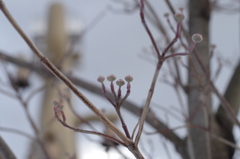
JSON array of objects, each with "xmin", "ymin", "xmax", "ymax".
[
  {"xmin": 53, "ymin": 106, "xmax": 127, "ymax": 147},
  {"xmin": 135, "ymin": 0, "xmax": 191, "ymax": 147}
]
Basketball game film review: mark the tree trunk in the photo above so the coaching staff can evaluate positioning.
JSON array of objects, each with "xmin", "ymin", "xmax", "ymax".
[
  {"xmin": 187, "ymin": 0, "xmax": 234, "ymax": 159},
  {"xmin": 188, "ymin": 1, "xmax": 211, "ymax": 158}
]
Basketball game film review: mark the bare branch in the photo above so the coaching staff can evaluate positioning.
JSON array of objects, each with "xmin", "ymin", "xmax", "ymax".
[{"xmin": 0, "ymin": 47, "xmax": 183, "ymax": 148}]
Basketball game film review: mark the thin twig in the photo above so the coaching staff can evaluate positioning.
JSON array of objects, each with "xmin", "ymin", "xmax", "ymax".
[
  {"xmin": 1, "ymin": 61, "xmax": 51, "ymax": 159},
  {"xmin": 116, "ymin": 109, "xmax": 130, "ymax": 138},
  {"xmin": 151, "ymin": 102, "xmax": 184, "ymax": 121},
  {"xmin": 54, "ymin": 107, "xmax": 127, "ymax": 147},
  {"xmin": 160, "ymin": 136, "xmax": 172, "ymax": 159},
  {"xmin": 0, "ymin": 126, "xmax": 35, "ymax": 140},
  {"xmin": 132, "ymin": 120, "xmax": 140, "ymax": 140},
  {"xmin": 25, "ymin": 84, "xmax": 46, "ymax": 103},
  {"xmin": 162, "ymin": 23, "xmax": 182, "ymax": 57},
  {"xmin": 135, "ymin": 60, "xmax": 163, "ymax": 146},
  {"xmin": 212, "ymin": 134, "xmax": 240, "ymax": 151},
  {"xmin": 139, "ymin": 0, "xmax": 161, "ymax": 59}
]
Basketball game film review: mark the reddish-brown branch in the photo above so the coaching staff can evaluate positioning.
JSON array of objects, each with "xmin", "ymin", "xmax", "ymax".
[
  {"xmin": 140, "ymin": 0, "xmax": 161, "ymax": 59},
  {"xmin": 54, "ymin": 107, "xmax": 127, "ymax": 147}
]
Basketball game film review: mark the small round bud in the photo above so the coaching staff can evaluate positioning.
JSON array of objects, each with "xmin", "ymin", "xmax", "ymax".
[
  {"xmin": 107, "ymin": 74, "xmax": 116, "ymax": 82},
  {"xmin": 125, "ymin": 75, "xmax": 133, "ymax": 83},
  {"xmin": 97, "ymin": 76, "xmax": 105, "ymax": 83},
  {"xmin": 116, "ymin": 79, "xmax": 125, "ymax": 86},
  {"xmin": 52, "ymin": 99, "xmax": 59, "ymax": 107},
  {"xmin": 192, "ymin": 34, "xmax": 203, "ymax": 43},
  {"xmin": 174, "ymin": 13, "xmax": 185, "ymax": 22},
  {"xmin": 57, "ymin": 104, "xmax": 64, "ymax": 111}
]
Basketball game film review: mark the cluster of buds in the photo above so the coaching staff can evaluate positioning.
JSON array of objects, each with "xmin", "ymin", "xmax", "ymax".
[
  {"xmin": 97, "ymin": 74, "xmax": 133, "ymax": 138},
  {"xmin": 51, "ymin": 99, "xmax": 64, "ymax": 111},
  {"xmin": 97, "ymin": 74, "xmax": 133, "ymax": 108},
  {"xmin": 51, "ymin": 99, "xmax": 66, "ymax": 122}
]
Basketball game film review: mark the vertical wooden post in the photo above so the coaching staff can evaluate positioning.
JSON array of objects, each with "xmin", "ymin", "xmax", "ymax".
[
  {"xmin": 40, "ymin": 3, "xmax": 76, "ymax": 159},
  {"xmin": 29, "ymin": 3, "xmax": 77, "ymax": 159}
]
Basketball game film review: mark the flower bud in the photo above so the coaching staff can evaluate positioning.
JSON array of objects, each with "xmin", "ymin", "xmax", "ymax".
[
  {"xmin": 174, "ymin": 13, "xmax": 185, "ymax": 22},
  {"xmin": 97, "ymin": 76, "xmax": 105, "ymax": 83},
  {"xmin": 192, "ymin": 34, "xmax": 203, "ymax": 43},
  {"xmin": 107, "ymin": 74, "xmax": 116, "ymax": 82},
  {"xmin": 52, "ymin": 99, "xmax": 59, "ymax": 107},
  {"xmin": 57, "ymin": 104, "xmax": 64, "ymax": 111},
  {"xmin": 116, "ymin": 79, "xmax": 125, "ymax": 86},
  {"xmin": 125, "ymin": 75, "xmax": 133, "ymax": 82}
]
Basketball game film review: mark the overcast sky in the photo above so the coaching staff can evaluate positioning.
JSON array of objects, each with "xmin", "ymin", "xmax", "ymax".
[{"xmin": 0, "ymin": 0, "xmax": 239, "ymax": 159}]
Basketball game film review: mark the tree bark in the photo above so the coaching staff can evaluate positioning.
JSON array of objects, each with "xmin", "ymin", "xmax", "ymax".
[
  {"xmin": 188, "ymin": 1, "xmax": 211, "ymax": 158},
  {"xmin": 188, "ymin": 1, "xmax": 234, "ymax": 159}
]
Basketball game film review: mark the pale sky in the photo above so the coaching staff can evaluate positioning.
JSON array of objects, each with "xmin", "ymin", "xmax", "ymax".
[{"xmin": 0, "ymin": 0, "xmax": 239, "ymax": 159}]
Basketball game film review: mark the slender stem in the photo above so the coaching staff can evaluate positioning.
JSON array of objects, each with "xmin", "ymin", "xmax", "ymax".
[
  {"xmin": 54, "ymin": 108, "xmax": 127, "ymax": 147},
  {"xmin": 110, "ymin": 82, "xmax": 118, "ymax": 101},
  {"xmin": 145, "ymin": 124, "xmax": 209, "ymax": 135},
  {"xmin": 116, "ymin": 109, "xmax": 131, "ymax": 138},
  {"xmin": 212, "ymin": 134, "xmax": 240, "ymax": 151},
  {"xmin": 119, "ymin": 83, "xmax": 131, "ymax": 106},
  {"xmin": 0, "ymin": 127, "xmax": 35, "ymax": 140},
  {"xmin": 164, "ymin": 52, "xmax": 189, "ymax": 59},
  {"xmin": 117, "ymin": 86, "xmax": 122, "ymax": 101},
  {"xmin": 65, "ymin": 97, "xmax": 98, "ymax": 131},
  {"xmin": 1, "ymin": 58, "xmax": 51, "ymax": 159},
  {"xmin": 101, "ymin": 83, "xmax": 116, "ymax": 107},
  {"xmin": 164, "ymin": 0, "xmax": 191, "ymax": 42},
  {"xmin": 162, "ymin": 23, "xmax": 182, "ymax": 56},
  {"xmin": 164, "ymin": 42, "xmax": 196, "ymax": 60},
  {"xmin": 135, "ymin": 60, "xmax": 163, "ymax": 146},
  {"xmin": 131, "ymin": 120, "xmax": 140, "ymax": 140},
  {"xmin": 16, "ymin": 94, "xmax": 39, "ymax": 134},
  {"xmin": 15, "ymin": 94, "xmax": 51, "ymax": 159},
  {"xmin": 140, "ymin": 0, "xmax": 161, "ymax": 59}
]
